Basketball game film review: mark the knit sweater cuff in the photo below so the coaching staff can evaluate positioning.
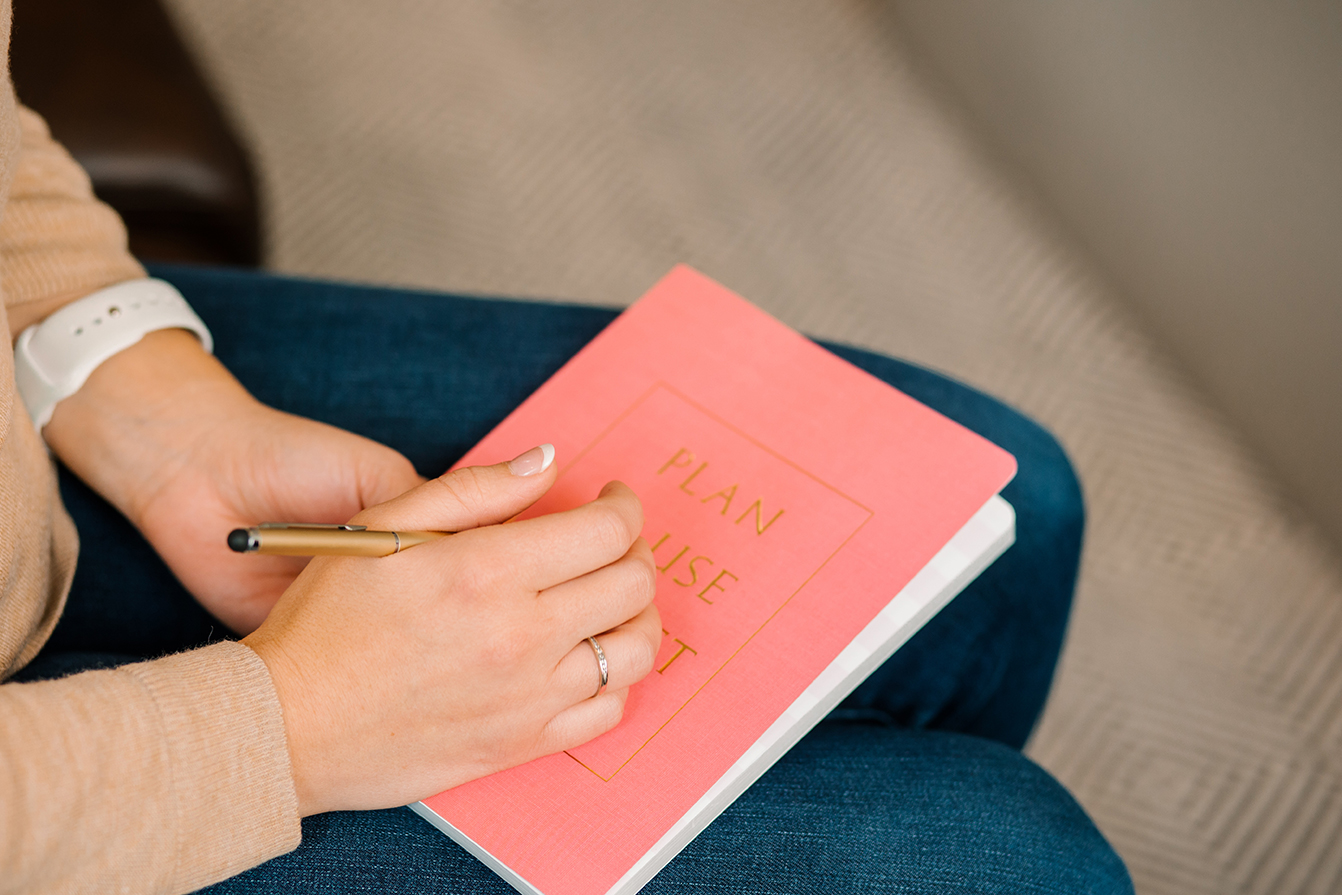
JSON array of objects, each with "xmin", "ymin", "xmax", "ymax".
[
  {"xmin": 0, "ymin": 640, "xmax": 301, "ymax": 893},
  {"xmin": 124, "ymin": 640, "xmax": 302, "ymax": 891}
]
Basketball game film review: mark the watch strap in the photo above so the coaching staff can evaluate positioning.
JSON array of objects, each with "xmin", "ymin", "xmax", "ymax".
[{"xmin": 13, "ymin": 278, "xmax": 213, "ymax": 430}]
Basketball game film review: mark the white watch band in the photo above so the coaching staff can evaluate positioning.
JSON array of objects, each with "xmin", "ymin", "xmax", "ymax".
[{"xmin": 13, "ymin": 278, "xmax": 213, "ymax": 430}]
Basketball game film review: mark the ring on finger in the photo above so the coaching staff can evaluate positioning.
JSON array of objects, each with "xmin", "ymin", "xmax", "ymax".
[{"xmin": 586, "ymin": 636, "xmax": 609, "ymax": 698}]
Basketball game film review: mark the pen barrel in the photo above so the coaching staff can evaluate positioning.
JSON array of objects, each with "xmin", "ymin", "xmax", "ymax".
[
  {"xmin": 255, "ymin": 529, "xmax": 401, "ymax": 557},
  {"xmin": 249, "ymin": 529, "xmax": 450, "ymax": 556}
]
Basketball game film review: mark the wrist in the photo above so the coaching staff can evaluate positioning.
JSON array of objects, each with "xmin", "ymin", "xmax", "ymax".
[
  {"xmin": 14, "ymin": 279, "xmax": 214, "ymax": 430},
  {"xmin": 44, "ymin": 328, "xmax": 261, "ymax": 526},
  {"xmin": 6, "ymin": 287, "xmax": 105, "ymax": 340},
  {"xmin": 244, "ymin": 622, "xmax": 339, "ymax": 817}
]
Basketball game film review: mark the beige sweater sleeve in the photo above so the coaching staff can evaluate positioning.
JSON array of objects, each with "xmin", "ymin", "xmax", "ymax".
[
  {"xmin": 0, "ymin": 105, "xmax": 146, "ymax": 317},
  {"xmin": 0, "ymin": 7, "xmax": 304, "ymax": 888},
  {"xmin": 0, "ymin": 106, "xmax": 145, "ymax": 677},
  {"xmin": 0, "ymin": 643, "xmax": 300, "ymax": 893}
]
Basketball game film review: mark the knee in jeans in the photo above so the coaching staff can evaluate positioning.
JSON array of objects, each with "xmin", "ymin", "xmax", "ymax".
[{"xmin": 936, "ymin": 734, "xmax": 1133, "ymax": 895}]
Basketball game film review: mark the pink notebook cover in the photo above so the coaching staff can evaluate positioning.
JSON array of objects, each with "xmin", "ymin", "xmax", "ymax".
[{"xmin": 420, "ymin": 266, "xmax": 1016, "ymax": 894}]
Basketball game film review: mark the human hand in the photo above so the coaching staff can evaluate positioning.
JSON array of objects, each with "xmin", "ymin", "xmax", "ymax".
[
  {"xmin": 44, "ymin": 329, "xmax": 423, "ymax": 634},
  {"xmin": 243, "ymin": 448, "xmax": 662, "ymax": 816}
]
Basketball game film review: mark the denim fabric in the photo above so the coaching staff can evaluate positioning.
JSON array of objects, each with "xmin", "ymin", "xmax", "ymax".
[
  {"xmin": 207, "ymin": 726, "xmax": 1129, "ymax": 895},
  {"xmin": 18, "ymin": 266, "xmax": 1129, "ymax": 894}
]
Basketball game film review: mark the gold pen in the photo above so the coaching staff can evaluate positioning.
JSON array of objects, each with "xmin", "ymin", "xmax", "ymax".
[{"xmin": 227, "ymin": 523, "xmax": 450, "ymax": 557}]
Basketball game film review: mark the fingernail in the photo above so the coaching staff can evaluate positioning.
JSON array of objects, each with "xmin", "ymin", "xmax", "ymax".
[{"xmin": 507, "ymin": 443, "xmax": 556, "ymax": 476}]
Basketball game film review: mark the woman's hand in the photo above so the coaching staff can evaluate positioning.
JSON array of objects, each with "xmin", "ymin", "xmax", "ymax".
[
  {"xmin": 243, "ymin": 451, "xmax": 662, "ymax": 816},
  {"xmin": 43, "ymin": 326, "xmax": 663, "ymax": 813},
  {"xmin": 43, "ymin": 329, "xmax": 423, "ymax": 633}
]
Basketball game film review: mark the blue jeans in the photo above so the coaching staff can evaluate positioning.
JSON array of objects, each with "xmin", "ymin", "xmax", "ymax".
[{"xmin": 19, "ymin": 266, "xmax": 1131, "ymax": 894}]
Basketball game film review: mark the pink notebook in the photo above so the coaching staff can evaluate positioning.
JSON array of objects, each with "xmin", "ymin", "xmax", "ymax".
[{"xmin": 410, "ymin": 266, "xmax": 1018, "ymax": 895}]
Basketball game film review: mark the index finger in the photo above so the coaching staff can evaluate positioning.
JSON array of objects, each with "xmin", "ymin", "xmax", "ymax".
[{"xmin": 479, "ymin": 480, "xmax": 645, "ymax": 591}]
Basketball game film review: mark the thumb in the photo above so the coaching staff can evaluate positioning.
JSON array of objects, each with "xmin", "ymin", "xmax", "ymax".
[{"xmin": 351, "ymin": 443, "xmax": 557, "ymax": 532}]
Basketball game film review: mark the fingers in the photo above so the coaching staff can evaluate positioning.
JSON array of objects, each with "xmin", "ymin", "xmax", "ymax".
[
  {"xmin": 355, "ymin": 443, "xmax": 643, "ymax": 597},
  {"xmin": 352, "ymin": 444, "xmax": 557, "ymax": 532},
  {"xmin": 549, "ymin": 603, "xmax": 663, "ymax": 708},
  {"xmin": 483, "ymin": 480, "xmax": 645, "ymax": 591},
  {"xmin": 529, "ymin": 602, "xmax": 663, "ymax": 768},
  {"xmin": 538, "ymin": 690, "xmax": 629, "ymax": 756},
  {"xmin": 539, "ymin": 537, "xmax": 656, "ymax": 642}
]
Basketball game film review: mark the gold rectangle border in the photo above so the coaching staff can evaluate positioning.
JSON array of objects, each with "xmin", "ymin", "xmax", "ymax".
[{"xmin": 561, "ymin": 382, "xmax": 873, "ymax": 780}]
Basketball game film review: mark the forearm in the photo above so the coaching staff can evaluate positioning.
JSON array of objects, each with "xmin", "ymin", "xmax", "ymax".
[{"xmin": 0, "ymin": 106, "xmax": 143, "ymax": 327}]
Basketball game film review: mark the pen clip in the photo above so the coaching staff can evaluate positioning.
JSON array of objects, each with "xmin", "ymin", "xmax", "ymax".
[{"xmin": 257, "ymin": 523, "xmax": 369, "ymax": 531}]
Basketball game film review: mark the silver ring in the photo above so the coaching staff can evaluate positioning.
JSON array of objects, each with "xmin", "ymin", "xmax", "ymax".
[{"xmin": 586, "ymin": 636, "xmax": 609, "ymax": 698}]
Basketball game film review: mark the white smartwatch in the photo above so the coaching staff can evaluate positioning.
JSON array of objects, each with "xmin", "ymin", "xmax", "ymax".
[{"xmin": 13, "ymin": 278, "xmax": 213, "ymax": 430}]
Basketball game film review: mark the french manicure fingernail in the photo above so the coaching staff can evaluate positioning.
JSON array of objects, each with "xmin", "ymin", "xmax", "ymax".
[{"xmin": 507, "ymin": 443, "xmax": 556, "ymax": 476}]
